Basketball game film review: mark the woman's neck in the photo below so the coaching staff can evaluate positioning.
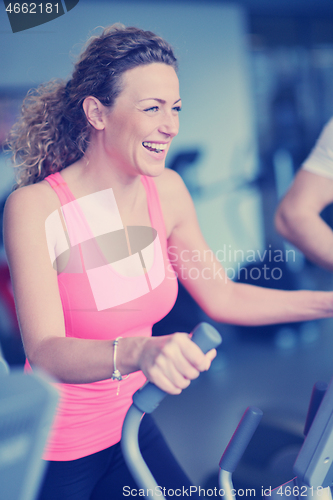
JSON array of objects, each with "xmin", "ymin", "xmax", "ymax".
[{"xmin": 60, "ymin": 153, "xmax": 145, "ymax": 224}]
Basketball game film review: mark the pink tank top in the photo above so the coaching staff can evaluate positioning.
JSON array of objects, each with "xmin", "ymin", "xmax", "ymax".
[{"xmin": 38, "ymin": 172, "xmax": 178, "ymax": 461}]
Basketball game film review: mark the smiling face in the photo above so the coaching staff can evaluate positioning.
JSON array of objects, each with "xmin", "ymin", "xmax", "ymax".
[{"xmin": 101, "ymin": 62, "xmax": 181, "ymax": 178}]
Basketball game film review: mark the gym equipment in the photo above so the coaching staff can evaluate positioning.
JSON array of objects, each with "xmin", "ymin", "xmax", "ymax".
[
  {"xmin": 219, "ymin": 406, "xmax": 263, "ymax": 500},
  {"xmin": 293, "ymin": 378, "xmax": 333, "ymax": 494},
  {"xmin": 122, "ymin": 321, "xmax": 333, "ymax": 500},
  {"xmin": 121, "ymin": 322, "xmax": 222, "ymax": 497},
  {"xmin": 0, "ymin": 368, "xmax": 58, "ymax": 500},
  {"xmin": 219, "ymin": 379, "xmax": 333, "ymax": 500},
  {"xmin": 0, "ymin": 356, "xmax": 9, "ymax": 375}
]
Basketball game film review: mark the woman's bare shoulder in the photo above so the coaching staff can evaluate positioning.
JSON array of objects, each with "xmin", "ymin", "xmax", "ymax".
[
  {"xmin": 153, "ymin": 168, "xmax": 195, "ymax": 236},
  {"xmin": 3, "ymin": 181, "xmax": 61, "ymax": 251},
  {"xmin": 5, "ymin": 180, "xmax": 59, "ymax": 218},
  {"xmin": 154, "ymin": 167, "xmax": 189, "ymax": 200}
]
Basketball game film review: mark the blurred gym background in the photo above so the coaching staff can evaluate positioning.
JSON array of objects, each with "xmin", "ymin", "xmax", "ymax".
[{"xmin": 2, "ymin": 0, "xmax": 333, "ymax": 496}]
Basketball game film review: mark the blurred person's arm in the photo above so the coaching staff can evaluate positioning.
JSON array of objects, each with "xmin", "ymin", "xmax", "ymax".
[
  {"xmin": 275, "ymin": 170, "xmax": 333, "ymax": 272},
  {"xmin": 276, "ymin": 118, "xmax": 333, "ymax": 271}
]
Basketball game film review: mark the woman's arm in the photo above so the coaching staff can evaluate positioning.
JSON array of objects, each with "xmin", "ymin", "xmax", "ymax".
[
  {"xmin": 275, "ymin": 170, "xmax": 333, "ymax": 272},
  {"xmin": 160, "ymin": 170, "xmax": 333, "ymax": 325},
  {"xmin": 4, "ymin": 184, "xmax": 214, "ymax": 394}
]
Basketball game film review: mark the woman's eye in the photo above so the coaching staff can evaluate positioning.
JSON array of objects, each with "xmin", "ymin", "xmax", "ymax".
[
  {"xmin": 173, "ymin": 106, "xmax": 182, "ymax": 113},
  {"xmin": 144, "ymin": 106, "xmax": 159, "ymax": 112}
]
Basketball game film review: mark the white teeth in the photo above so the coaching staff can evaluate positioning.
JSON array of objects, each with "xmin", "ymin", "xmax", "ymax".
[{"xmin": 143, "ymin": 142, "xmax": 168, "ymax": 151}]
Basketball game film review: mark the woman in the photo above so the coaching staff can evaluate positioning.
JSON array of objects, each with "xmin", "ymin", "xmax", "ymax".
[{"xmin": 3, "ymin": 24, "xmax": 333, "ymax": 499}]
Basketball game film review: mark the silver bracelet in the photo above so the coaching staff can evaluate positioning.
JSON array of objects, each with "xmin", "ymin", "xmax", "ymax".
[{"xmin": 111, "ymin": 337, "xmax": 123, "ymax": 381}]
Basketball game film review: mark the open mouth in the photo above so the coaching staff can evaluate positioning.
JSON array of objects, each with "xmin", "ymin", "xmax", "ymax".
[{"xmin": 142, "ymin": 142, "xmax": 168, "ymax": 154}]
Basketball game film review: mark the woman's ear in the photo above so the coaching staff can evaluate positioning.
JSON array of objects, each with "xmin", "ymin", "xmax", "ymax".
[{"xmin": 82, "ymin": 96, "xmax": 106, "ymax": 131}]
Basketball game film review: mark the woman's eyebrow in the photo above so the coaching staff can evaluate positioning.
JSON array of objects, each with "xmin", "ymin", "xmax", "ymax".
[{"xmin": 139, "ymin": 98, "xmax": 182, "ymax": 105}]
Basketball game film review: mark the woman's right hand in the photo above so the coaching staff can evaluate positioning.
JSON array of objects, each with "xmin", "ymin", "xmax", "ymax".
[{"xmin": 136, "ymin": 333, "xmax": 216, "ymax": 394}]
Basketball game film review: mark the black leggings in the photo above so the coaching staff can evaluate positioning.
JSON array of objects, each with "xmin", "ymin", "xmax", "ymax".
[{"xmin": 37, "ymin": 414, "xmax": 199, "ymax": 500}]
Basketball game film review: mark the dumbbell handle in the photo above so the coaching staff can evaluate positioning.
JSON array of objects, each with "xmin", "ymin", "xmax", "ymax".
[{"xmin": 132, "ymin": 322, "xmax": 222, "ymax": 413}]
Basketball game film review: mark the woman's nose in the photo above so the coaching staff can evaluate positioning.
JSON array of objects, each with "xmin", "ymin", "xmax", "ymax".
[{"xmin": 158, "ymin": 113, "xmax": 179, "ymax": 138}]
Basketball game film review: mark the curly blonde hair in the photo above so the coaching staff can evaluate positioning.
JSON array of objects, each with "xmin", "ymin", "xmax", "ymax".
[{"xmin": 6, "ymin": 24, "xmax": 178, "ymax": 189}]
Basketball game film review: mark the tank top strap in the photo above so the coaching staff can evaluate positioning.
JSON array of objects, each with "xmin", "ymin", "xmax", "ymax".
[
  {"xmin": 44, "ymin": 172, "xmax": 89, "ymax": 272},
  {"xmin": 45, "ymin": 173, "xmax": 167, "ymax": 244},
  {"xmin": 141, "ymin": 176, "xmax": 167, "ymax": 243},
  {"xmin": 44, "ymin": 172, "xmax": 76, "ymax": 206}
]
